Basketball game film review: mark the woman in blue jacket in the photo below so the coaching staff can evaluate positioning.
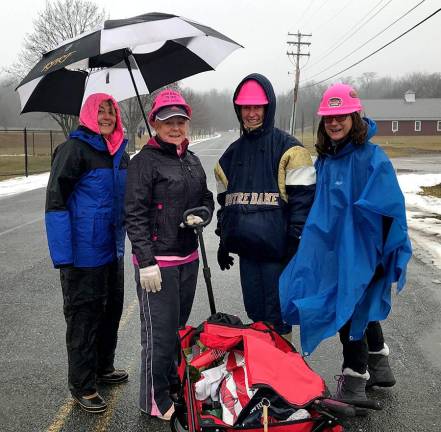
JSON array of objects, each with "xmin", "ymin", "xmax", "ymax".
[
  {"xmin": 280, "ymin": 83, "xmax": 412, "ymax": 401},
  {"xmin": 45, "ymin": 93, "xmax": 129, "ymax": 413}
]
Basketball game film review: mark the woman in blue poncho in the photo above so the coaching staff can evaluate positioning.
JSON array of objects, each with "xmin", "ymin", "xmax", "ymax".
[{"xmin": 279, "ymin": 83, "xmax": 412, "ymax": 402}]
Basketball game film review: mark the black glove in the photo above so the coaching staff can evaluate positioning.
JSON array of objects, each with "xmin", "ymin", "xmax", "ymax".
[
  {"xmin": 283, "ymin": 237, "xmax": 300, "ymax": 265},
  {"xmin": 217, "ymin": 244, "xmax": 234, "ymax": 271}
]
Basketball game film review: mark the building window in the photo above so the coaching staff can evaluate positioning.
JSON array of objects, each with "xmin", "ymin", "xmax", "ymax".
[
  {"xmin": 392, "ymin": 121, "xmax": 399, "ymax": 133},
  {"xmin": 415, "ymin": 121, "xmax": 421, "ymax": 132},
  {"xmin": 437, "ymin": 120, "xmax": 441, "ymax": 132}
]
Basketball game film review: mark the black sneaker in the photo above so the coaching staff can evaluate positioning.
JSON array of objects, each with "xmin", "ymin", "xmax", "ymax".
[
  {"xmin": 72, "ymin": 392, "xmax": 107, "ymax": 413},
  {"xmin": 97, "ymin": 369, "xmax": 129, "ymax": 384}
]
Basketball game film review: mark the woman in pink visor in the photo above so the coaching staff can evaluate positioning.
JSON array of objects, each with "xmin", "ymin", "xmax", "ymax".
[{"xmin": 125, "ymin": 89, "xmax": 214, "ymax": 421}]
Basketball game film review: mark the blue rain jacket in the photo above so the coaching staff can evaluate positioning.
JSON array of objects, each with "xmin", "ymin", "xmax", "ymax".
[
  {"xmin": 279, "ymin": 118, "xmax": 412, "ymax": 355},
  {"xmin": 45, "ymin": 128, "xmax": 128, "ymax": 268}
]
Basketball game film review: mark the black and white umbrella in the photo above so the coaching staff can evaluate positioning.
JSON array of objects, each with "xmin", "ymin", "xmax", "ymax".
[{"xmin": 16, "ymin": 12, "xmax": 242, "ymax": 134}]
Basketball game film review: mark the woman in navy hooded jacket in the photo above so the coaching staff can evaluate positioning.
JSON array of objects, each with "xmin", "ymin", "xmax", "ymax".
[
  {"xmin": 215, "ymin": 73, "xmax": 316, "ymax": 338},
  {"xmin": 280, "ymin": 83, "xmax": 412, "ymax": 402},
  {"xmin": 45, "ymin": 93, "xmax": 129, "ymax": 413}
]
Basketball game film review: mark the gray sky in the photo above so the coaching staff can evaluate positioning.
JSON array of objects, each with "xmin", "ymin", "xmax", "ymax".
[{"xmin": 3, "ymin": 0, "xmax": 441, "ymax": 94}]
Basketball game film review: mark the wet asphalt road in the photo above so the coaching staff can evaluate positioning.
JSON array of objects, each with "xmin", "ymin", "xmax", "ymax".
[{"xmin": 0, "ymin": 132, "xmax": 440, "ymax": 432}]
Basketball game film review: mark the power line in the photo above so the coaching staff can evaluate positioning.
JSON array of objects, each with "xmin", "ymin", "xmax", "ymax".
[
  {"xmin": 296, "ymin": 0, "xmax": 318, "ymax": 29},
  {"xmin": 309, "ymin": 0, "xmax": 353, "ymax": 34},
  {"xmin": 303, "ymin": 0, "xmax": 389, "ymax": 72},
  {"xmin": 304, "ymin": 0, "xmax": 426, "ymax": 82},
  {"xmin": 301, "ymin": 7, "xmax": 441, "ymax": 89},
  {"xmin": 299, "ymin": 0, "xmax": 328, "ymax": 29}
]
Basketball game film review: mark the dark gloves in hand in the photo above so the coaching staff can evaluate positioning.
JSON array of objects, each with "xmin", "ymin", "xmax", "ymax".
[
  {"xmin": 283, "ymin": 237, "xmax": 300, "ymax": 265},
  {"xmin": 217, "ymin": 244, "xmax": 234, "ymax": 271}
]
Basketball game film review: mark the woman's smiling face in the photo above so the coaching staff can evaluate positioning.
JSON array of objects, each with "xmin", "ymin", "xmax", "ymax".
[
  {"xmin": 323, "ymin": 114, "xmax": 353, "ymax": 142},
  {"xmin": 97, "ymin": 100, "xmax": 116, "ymax": 137},
  {"xmin": 153, "ymin": 116, "xmax": 189, "ymax": 145}
]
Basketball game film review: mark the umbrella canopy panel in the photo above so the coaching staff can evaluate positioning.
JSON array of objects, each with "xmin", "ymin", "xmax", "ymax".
[
  {"xmin": 16, "ymin": 11, "xmax": 243, "ymax": 116},
  {"xmin": 18, "ymin": 12, "xmax": 227, "ymax": 87},
  {"xmin": 17, "ymin": 69, "xmax": 88, "ymax": 115}
]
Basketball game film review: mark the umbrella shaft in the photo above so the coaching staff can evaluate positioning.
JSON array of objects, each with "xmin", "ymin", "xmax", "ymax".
[{"xmin": 123, "ymin": 56, "xmax": 152, "ymax": 138}]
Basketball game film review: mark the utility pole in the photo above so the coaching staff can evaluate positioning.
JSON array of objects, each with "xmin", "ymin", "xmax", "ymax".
[{"xmin": 287, "ymin": 31, "xmax": 311, "ymax": 135}]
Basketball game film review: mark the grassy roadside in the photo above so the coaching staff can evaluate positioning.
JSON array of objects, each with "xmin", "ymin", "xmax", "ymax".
[
  {"xmin": 298, "ymin": 132, "xmax": 441, "ymax": 158},
  {"xmin": 420, "ymin": 184, "xmax": 441, "ymax": 198},
  {"xmin": 0, "ymin": 155, "xmax": 52, "ymax": 180},
  {"xmin": 0, "ymin": 133, "xmax": 213, "ymax": 180}
]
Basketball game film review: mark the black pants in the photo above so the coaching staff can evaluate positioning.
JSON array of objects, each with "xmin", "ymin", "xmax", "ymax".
[
  {"xmin": 239, "ymin": 257, "xmax": 291, "ymax": 335},
  {"xmin": 339, "ymin": 321, "xmax": 385, "ymax": 374},
  {"xmin": 60, "ymin": 259, "xmax": 124, "ymax": 397},
  {"xmin": 135, "ymin": 260, "xmax": 198, "ymax": 416}
]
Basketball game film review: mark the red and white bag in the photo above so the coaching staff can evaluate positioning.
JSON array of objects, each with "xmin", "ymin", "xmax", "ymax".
[{"xmin": 219, "ymin": 351, "xmax": 256, "ymax": 425}]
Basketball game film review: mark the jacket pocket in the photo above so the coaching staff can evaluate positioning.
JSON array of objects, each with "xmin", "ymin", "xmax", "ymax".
[
  {"xmin": 72, "ymin": 216, "xmax": 94, "ymax": 247},
  {"xmin": 151, "ymin": 203, "xmax": 164, "ymax": 241},
  {"xmin": 221, "ymin": 206, "xmax": 287, "ymax": 260},
  {"xmin": 93, "ymin": 211, "xmax": 113, "ymax": 247}
]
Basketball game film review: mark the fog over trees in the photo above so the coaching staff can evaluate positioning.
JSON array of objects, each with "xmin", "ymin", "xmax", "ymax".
[
  {"xmin": 3, "ymin": 0, "xmax": 441, "ymax": 140},
  {"xmin": 2, "ymin": 67, "xmax": 441, "ymax": 136},
  {"xmin": 4, "ymin": 0, "xmax": 106, "ymax": 136}
]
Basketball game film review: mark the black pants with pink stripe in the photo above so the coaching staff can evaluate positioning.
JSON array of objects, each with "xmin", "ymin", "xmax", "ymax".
[{"xmin": 134, "ymin": 260, "xmax": 199, "ymax": 416}]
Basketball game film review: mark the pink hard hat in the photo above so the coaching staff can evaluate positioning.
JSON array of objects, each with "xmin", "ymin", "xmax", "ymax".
[
  {"xmin": 317, "ymin": 83, "xmax": 362, "ymax": 116},
  {"xmin": 235, "ymin": 80, "xmax": 269, "ymax": 105},
  {"xmin": 148, "ymin": 89, "xmax": 192, "ymax": 124}
]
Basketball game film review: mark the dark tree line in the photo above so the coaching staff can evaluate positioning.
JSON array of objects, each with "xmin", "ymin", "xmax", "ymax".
[
  {"xmin": 276, "ymin": 72, "xmax": 441, "ymax": 133},
  {"xmin": 5, "ymin": 0, "xmax": 441, "ymax": 140},
  {"xmin": 2, "ymin": 71, "xmax": 441, "ymax": 136}
]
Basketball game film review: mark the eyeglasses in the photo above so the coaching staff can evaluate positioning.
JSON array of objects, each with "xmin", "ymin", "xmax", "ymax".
[{"xmin": 323, "ymin": 115, "xmax": 349, "ymax": 124}]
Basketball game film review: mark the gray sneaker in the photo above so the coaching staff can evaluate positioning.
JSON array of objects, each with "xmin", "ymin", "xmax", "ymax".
[
  {"xmin": 334, "ymin": 368, "xmax": 369, "ymax": 401},
  {"xmin": 366, "ymin": 354, "xmax": 395, "ymax": 388}
]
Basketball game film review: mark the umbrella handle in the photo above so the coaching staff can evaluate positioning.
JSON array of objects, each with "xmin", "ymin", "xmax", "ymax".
[{"xmin": 123, "ymin": 54, "xmax": 152, "ymax": 138}]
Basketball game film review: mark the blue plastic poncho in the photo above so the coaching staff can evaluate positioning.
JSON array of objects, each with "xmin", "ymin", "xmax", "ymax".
[{"xmin": 279, "ymin": 118, "xmax": 412, "ymax": 355}]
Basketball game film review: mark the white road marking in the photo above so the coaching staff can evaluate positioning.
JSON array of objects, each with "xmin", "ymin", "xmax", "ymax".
[{"xmin": 0, "ymin": 217, "xmax": 42, "ymax": 237}]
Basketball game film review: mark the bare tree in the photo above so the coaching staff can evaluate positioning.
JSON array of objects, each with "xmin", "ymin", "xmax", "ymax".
[
  {"xmin": 6, "ymin": 0, "xmax": 106, "ymax": 137},
  {"xmin": 118, "ymin": 83, "xmax": 181, "ymax": 153},
  {"xmin": 119, "ymin": 95, "xmax": 152, "ymax": 153}
]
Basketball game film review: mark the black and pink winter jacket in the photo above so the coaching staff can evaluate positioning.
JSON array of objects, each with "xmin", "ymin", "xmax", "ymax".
[{"xmin": 124, "ymin": 136, "xmax": 214, "ymax": 268}]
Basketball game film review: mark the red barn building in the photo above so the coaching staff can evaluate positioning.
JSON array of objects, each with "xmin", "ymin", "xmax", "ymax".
[{"xmin": 362, "ymin": 91, "xmax": 441, "ymax": 136}]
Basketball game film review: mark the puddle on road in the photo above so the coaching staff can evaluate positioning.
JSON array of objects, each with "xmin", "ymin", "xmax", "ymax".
[
  {"xmin": 419, "ymin": 281, "xmax": 441, "ymax": 371},
  {"xmin": 420, "ymin": 330, "xmax": 441, "ymax": 371},
  {"xmin": 412, "ymin": 213, "xmax": 441, "ymax": 221},
  {"xmin": 396, "ymin": 168, "xmax": 417, "ymax": 173}
]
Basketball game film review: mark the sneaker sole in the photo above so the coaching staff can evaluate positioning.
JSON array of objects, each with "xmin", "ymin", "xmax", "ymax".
[
  {"xmin": 97, "ymin": 376, "xmax": 129, "ymax": 384},
  {"xmin": 72, "ymin": 396, "xmax": 107, "ymax": 413}
]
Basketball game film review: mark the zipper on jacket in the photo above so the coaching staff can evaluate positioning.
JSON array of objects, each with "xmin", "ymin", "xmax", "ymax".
[
  {"xmin": 152, "ymin": 203, "xmax": 163, "ymax": 241},
  {"xmin": 180, "ymin": 158, "xmax": 191, "ymax": 208}
]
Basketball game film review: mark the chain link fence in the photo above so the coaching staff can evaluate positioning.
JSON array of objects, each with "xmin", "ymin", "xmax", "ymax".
[{"xmin": 1, "ymin": 128, "xmax": 214, "ymax": 180}]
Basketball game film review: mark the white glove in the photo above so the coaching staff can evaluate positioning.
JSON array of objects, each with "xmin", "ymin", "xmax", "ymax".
[
  {"xmin": 186, "ymin": 214, "xmax": 204, "ymax": 225},
  {"xmin": 139, "ymin": 265, "xmax": 162, "ymax": 293}
]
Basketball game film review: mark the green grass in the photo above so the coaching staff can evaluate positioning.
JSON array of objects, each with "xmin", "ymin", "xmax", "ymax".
[
  {"xmin": 0, "ymin": 155, "xmax": 51, "ymax": 180},
  {"xmin": 1, "ymin": 133, "xmax": 440, "ymax": 181},
  {"xmin": 420, "ymin": 183, "xmax": 441, "ymax": 198},
  {"xmin": 296, "ymin": 132, "xmax": 441, "ymax": 158}
]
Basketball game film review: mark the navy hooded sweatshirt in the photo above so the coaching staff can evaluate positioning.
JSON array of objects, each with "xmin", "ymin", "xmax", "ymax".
[{"xmin": 214, "ymin": 73, "xmax": 316, "ymax": 261}]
